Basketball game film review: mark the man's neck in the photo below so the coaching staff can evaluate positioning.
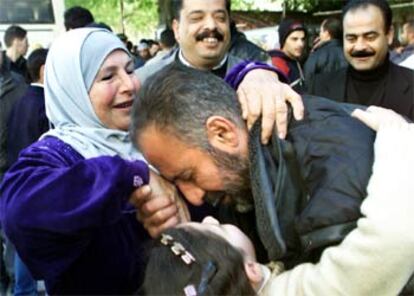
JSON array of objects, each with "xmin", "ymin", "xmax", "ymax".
[
  {"xmin": 282, "ymin": 50, "xmax": 299, "ymax": 62},
  {"xmin": 6, "ymin": 48, "xmax": 21, "ymax": 63},
  {"xmin": 349, "ymin": 57, "xmax": 389, "ymax": 81},
  {"xmin": 178, "ymin": 49, "xmax": 228, "ymax": 71}
]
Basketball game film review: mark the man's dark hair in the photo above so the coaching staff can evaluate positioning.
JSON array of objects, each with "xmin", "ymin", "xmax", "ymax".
[
  {"xmin": 126, "ymin": 41, "xmax": 133, "ymax": 52},
  {"xmin": 139, "ymin": 38, "xmax": 149, "ymax": 45},
  {"xmin": 160, "ymin": 28, "xmax": 176, "ymax": 48},
  {"xmin": 4, "ymin": 25, "xmax": 27, "ymax": 48},
  {"xmin": 64, "ymin": 6, "xmax": 94, "ymax": 30},
  {"xmin": 322, "ymin": 17, "xmax": 343, "ymax": 40},
  {"xmin": 27, "ymin": 48, "xmax": 48, "ymax": 83},
  {"xmin": 171, "ymin": 0, "xmax": 231, "ymax": 20},
  {"xmin": 147, "ymin": 39, "xmax": 159, "ymax": 47},
  {"xmin": 130, "ymin": 64, "xmax": 244, "ymax": 151},
  {"xmin": 343, "ymin": 0, "xmax": 392, "ymax": 33},
  {"xmin": 85, "ymin": 22, "xmax": 113, "ymax": 32},
  {"xmin": 142, "ymin": 227, "xmax": 255, "ymax": 295},
  {"xmin": 117, "ymin": 33, "xmax": 128, "ymax": 43}
]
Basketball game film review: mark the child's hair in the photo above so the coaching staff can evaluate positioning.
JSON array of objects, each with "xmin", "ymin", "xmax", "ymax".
[{"xmin": 141, "ymin": 227, "xmax": 255, "ymax": 295}]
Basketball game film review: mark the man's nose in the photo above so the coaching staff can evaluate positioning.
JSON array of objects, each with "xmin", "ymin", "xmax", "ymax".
[
  {"xmin": 203, "ymin": 15, "xmax": 217, "ymax": 30},
  {"xmin": 176, "ymin": 181, "xmax": 206, "ymax": 206},
  {"xmin": 354, "ymin": 37, "xmax": 368, "ymax": 50}
]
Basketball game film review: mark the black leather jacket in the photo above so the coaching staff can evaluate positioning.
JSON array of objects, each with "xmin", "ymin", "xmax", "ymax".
[
  {"xmin": 228, "ymin": 96, "xmax": 375, "ymax": 267},
  {"xmin": 304, "ymin": 39, "xmax": 347, "ymax": 90}
]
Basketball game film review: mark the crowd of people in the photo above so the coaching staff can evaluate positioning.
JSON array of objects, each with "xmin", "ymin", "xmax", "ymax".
[{"xmin": 0, "ymin": 0, "xmax": 413, "ymax": 295}]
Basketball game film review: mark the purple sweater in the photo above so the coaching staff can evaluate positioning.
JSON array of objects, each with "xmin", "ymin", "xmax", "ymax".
[{"xmin": 0, "ymin": 136, "xmax": 150, "ymax": 295}]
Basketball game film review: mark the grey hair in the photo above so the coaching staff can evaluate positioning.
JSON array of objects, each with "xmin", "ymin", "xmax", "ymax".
[{"xmin": 130, "ymin": 64, "xmax": 245, "ymax": 151}]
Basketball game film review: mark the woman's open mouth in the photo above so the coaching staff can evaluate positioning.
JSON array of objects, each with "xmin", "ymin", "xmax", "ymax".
[{"xmin": 113, "ymin": 100, "xmax": 133, "ymax": 109}]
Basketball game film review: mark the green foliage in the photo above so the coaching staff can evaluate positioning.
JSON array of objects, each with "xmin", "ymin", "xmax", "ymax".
[
  {"xmin": 284, "ymin": 0, "xmax": 414, "ymax": 13},
  {"xmin": 64, "ymin": 0, "xmax": 414, "ymax": 38},
  {"xmin": 64, "ymin": 0, "xmax": 259, "ymax": 37},
  {"xmin": 231, "ymin": 0, "xmax": 255, "ymax": 10},
  {"xmin": 65, "ymin": 0, "xmax": 158, "ymax": 39}
]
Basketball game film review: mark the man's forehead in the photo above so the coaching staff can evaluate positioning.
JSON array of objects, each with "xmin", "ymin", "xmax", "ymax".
[
  {"xmin": 344, "ymin": 6, "xmax": 385, "ymax": 33},
  {"xmin": 288, "ymin": 31, "xmax": 305, "ymax": 38},
  {"xmin": 138, "ymin": 125, "xmax": 188, "ymax": 171},
  {"xmin": 181, "ymin": 0, "xmax": 227, "ymax": 12}
]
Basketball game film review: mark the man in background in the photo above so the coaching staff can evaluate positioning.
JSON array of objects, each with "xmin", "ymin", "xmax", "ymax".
[
  {"xmin": 391, "ymin": 20, "xmax": 414, "ymax": 69},
  {"xmin": 146, "ymin": 28, "xmax": 177, "ymax": 66},
  {"xmin": 269, "ymin": 19, "xmax": 307, "ymax": 91},
  {"xmin": 1, "ymin": 25, "xmax": 29, "ymax": 81},
  {"xmin": 0, "ymin": 25, "xmax": 30, "ymax": 296},
  {"xmin": 309, "ymin": 0, "xmax": 414, "ymax": 120},
  {"xmin": 64, "ymin": 6, "xmax": 94, "ymax": 31},
  {"xmin": 136, "ymin": 0, "xmax": 304, "ymax": 144},
  {"xmin": 6, "ymin": 48, "xmax": 49, "ymax": 296},
  {"xmin": 304, "ymin": 17, "xmax": 347, "ymax": 87}
]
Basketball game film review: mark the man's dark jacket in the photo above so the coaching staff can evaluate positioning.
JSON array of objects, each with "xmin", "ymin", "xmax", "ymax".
[
  {"xmin": 249, "ymin": 96, "xmax": 374, "ymax": 265},
  {"xmin": 249, "ymin": 96, "xmax": 414, "ymax": 294},
  {"xmin": 308, "ymin": 62, "xmax": 414, "ymax": 120},
  {"xmin": 229, "ymin": 29, "xmax": 270, "ymax": 63},
  {"xmin": 224, "ymin": 61, "xmax": 413, "ymax": 293},
  {"xmin": 269, "ymin": 49, "xmax": 305, "ymax": 92},
  {"xmin": 0, "ymin": 71, "xmax": 28, "ymax": 182},
  {"xmin": 7, "ymin": 85, "xmax": 49, "ymax": 166},
  {"xmin": 304, "ymin": 39, "xmax": 347, "ymax": 88}
]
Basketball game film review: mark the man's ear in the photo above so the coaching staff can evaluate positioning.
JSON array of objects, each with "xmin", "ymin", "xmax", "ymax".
[
  {"xmin": 172, "ymin": 19, "xmax": 180, "ymax": 43},
  {"xmin": 39, "ymin": 64, "xmax": 45, "ymax": 84},
  {"xmin": 387, "ymin": 25, "xmax": 395, "ymax": 45},
  {"xmin": 244, "ymin": 261, "xmax": 263, "ymax": 288},
  {"xmin": 206, "ymin": 116, "xmax": 240, "ymax": 151}
]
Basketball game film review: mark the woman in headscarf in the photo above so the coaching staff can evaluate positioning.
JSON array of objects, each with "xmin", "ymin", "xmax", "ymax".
[{"xmin": 0, "ymin": 28, "xmax": 178, "ymax": 295}]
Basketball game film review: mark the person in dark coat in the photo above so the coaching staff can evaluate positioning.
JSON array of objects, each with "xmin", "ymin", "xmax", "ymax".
[
  {"xmin": 304, "ymin": 18, "xmax": 347, "ymax": 87},
  {"xmin": 0, "ymin": 37, "xmax": 28, "ymax": 296},
  {"xmin": 1, "ymin": 25, "xmax": 29, "ymax": 81},
  {"xmin": 6, "ymin": 47, "xmax": 49, "ymax": 296},
  {"xmin": 229, "ymin": 21, "xmax": 270, "ymax": 63},
  {"xmin": 0, "ymin": 68, "xmax": 27, "ymax": 183},
  {"xmin": 7, "ymin": 48, "xmax": 49, "ymax": 165},
  {"xmin": 308, "ymin": 0, "xmax": 414, "ymax": 120}
]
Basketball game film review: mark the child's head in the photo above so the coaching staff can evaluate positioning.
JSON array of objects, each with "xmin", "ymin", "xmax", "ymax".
[{"xmin": 142, "ymin": 218, "xmax": 259, "ymax": 295}]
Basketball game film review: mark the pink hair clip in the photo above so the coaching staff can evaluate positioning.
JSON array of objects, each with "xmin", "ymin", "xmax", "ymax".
[
  {"xmin": 160, "ymin": 234, "xmax": 196, "ymax": 265},
  {"xmin": 183, "ymin": 284, "xmax": 197, "ymax": 296}
]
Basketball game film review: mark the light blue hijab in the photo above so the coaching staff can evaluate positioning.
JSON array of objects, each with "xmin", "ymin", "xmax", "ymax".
[{"xmin": 42, "ymin": 28, "xmax": 145, "ymax": 161}]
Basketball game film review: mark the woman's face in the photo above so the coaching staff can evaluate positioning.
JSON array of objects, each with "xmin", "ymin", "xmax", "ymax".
[
  {"xmin": 89, "ymin": 49, "xmax": 139, "ymax": 131},
  {"xmin": 183, "ymin": 216, "xmax": 256, "ymax": 261}
]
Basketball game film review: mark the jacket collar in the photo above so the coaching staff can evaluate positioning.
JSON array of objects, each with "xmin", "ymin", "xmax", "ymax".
[{"xmin": 247, "ymin": 121, "xmax": 306, "ymax": 261}]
